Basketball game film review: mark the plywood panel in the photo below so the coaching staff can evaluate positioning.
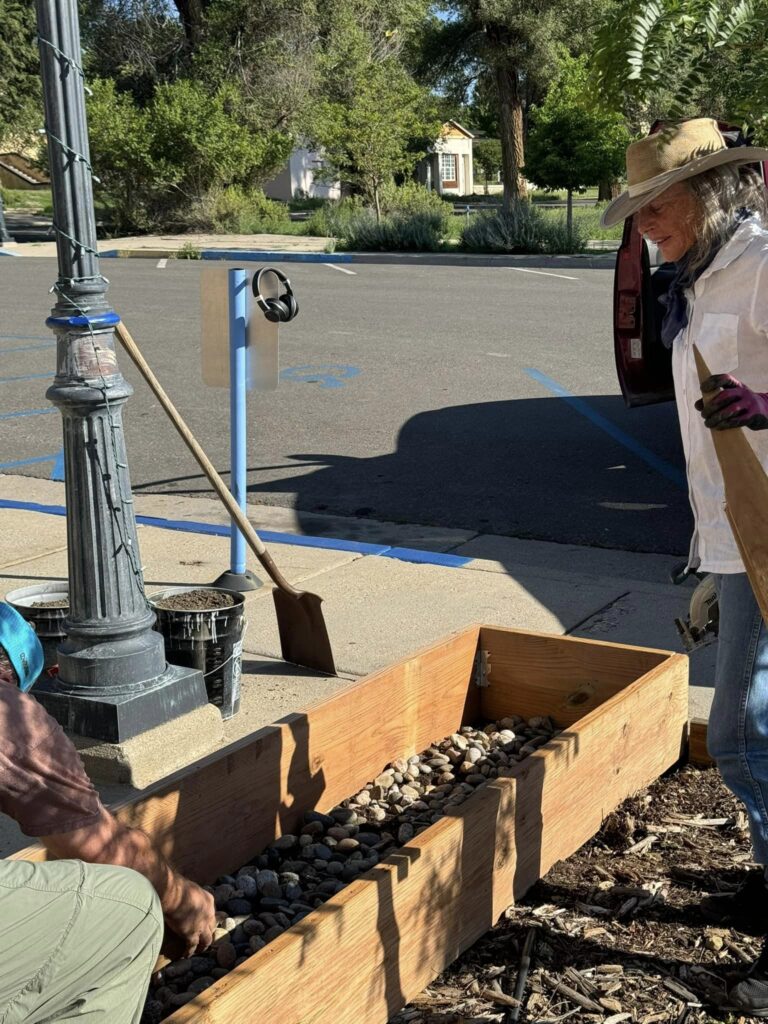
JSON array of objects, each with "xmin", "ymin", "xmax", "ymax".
[
  {"xmin": 12, "ymin": 627, "xmax": 481, "ymax": 882},
  {"xmin": 478, "ymin": 625, "xmax": 677, "ymax": 725},
  {"xmin": 168, "ymin": 637, "xmax": 688, "ymax": 1024}
]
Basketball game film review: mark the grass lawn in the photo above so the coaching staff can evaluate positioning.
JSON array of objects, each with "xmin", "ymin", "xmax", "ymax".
[{"xmin": 2, "ymin": 188, "xmax": 53, "ymax": 214}]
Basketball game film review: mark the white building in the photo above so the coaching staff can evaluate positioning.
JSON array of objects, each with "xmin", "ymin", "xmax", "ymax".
[
  {"xmin": 262, "ymin": 147, "xmax": 341, "ymax": 202},
  {"xmin": 416, "ymin": 121, "xmax": 475, "ymax": 197}
]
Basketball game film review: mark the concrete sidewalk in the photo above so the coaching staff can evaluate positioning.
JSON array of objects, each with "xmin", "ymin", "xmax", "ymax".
[{"xmin": 0, "ymin": 472, "xmax": 712, "ymax": 856}]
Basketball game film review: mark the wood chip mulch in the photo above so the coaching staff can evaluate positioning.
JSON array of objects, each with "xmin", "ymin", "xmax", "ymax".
[{"xmin": 390, "ymin": 764, "xmax": 766, "ymax": 1024}]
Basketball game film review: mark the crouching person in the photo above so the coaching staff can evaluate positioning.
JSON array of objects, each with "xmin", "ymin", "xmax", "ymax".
[{"xmin": 0, "ymin": 602, "xmax": 215, "ymax": 1023}]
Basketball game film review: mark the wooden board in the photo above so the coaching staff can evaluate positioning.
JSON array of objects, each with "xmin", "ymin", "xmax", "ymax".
[
  {"xmin": 12, "ymin": 625, "xmax": 689, "ymax": 1024},
  {"xmin": 688, "ymin": 718, "xmax": 714, "ymax": 767},
  {"xmin": 478, "ymin": 625, "xmax": 675, "ymax": 725},
  {"xmin": 11, "ymin": 627, "xmax": 481, "ymax": 881},
  {"xmin": 167, "ymin": 630, "xmax": 688, "ymax": 1024},
  {"xmin": 694, "ymin": 346, "xmax": 768, "ymax": 626}
]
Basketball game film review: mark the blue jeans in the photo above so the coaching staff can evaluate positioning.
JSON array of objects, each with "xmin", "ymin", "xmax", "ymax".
[{"xmin": 707, "ymin": 572, "xmax": 768, "ymax": 864}]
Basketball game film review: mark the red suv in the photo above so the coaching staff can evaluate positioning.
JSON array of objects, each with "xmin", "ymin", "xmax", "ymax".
[{"xmin": 613, "ymin": 121, "xmax": 768, "ymax": 407}]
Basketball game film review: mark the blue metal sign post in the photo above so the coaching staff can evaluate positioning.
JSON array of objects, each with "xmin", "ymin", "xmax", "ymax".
[{"xmin": 213, "ymin": 268, "xmax": 261, "ymax": 593}]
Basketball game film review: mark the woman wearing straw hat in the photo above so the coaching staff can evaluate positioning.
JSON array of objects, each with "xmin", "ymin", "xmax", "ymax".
[{"xmin": 603, "ymin": 117, "xmax": 768, "ymax": 1012}]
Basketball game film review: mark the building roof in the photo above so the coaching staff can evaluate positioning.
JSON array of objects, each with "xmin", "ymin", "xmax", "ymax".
[{"xmin": 441, "ymin": 120, "xmax": 475, "ymax": 140}]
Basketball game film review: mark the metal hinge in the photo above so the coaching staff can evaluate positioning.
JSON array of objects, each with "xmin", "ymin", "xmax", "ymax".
[{"xmin": 474, "ymin": 648, "xmax": 490, "ymax": 687}]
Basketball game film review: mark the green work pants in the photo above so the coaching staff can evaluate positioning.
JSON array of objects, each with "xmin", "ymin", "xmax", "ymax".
[{"xmin": 0, "ymin": 857, "xmax": 163, "ymax": 1023}]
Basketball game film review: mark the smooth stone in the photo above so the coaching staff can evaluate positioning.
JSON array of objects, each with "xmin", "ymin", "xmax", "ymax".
[
  {"xmin": 216, "ymin": 942, "xmax": 237, "ymax": 969},
  {"xmin": 243, "ymin": 919, "xmax": 265, "ymax": 936},
  {"xmin": 264, "ymin": 925, "xmax": 284, "ymax": 942},
  {"xmin": 249, "ymin": 935, "xmax": 267, "ymax": 953},
  {"xmin": 188, "ymin": 977, "xmax": 216, "ymax": 994},
  {"xmin": 235, "ymin": 875, "xmax": 257, "ymax": 900},
  {"xmin": 398, "ymin": 823, "xmax": 415, "ymax": 843},
  {"xmin": 304, "ymin": 811, "xmax": 336, "ymax": 828},
  {"xmin": 225, "ymin": 899, "xmax": 253, "ymax": 916},
  {"xmin": 164, "ymin": 959, "xmax": 192, "ymax": 979},
  {"xmin": 272, "ymin": 834, "xmax": 298, "ymax": 851},
  {"xmin": 170, "ymin": 993, "xmax": 197, "ymax": 1008}
]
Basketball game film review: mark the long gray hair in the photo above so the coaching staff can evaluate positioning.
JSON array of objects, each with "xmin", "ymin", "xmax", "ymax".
[{"xmin": 685, "ymin": 163, "xmax": 768, "ymax": 275}]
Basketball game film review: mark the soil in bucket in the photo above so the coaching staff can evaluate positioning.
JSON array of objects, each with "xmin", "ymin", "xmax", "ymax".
[{"xmin": 151, "ymin": 587, "xmax": 245, "ymax": 719}]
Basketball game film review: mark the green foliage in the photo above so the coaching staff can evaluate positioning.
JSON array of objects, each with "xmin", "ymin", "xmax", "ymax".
[
  {"xmin": 175, "ymin": 242, "xmax": 201, "ymax": 259},
  {"xmin": 187, "ymin": 186, "xmax": 291, "ymax": 233},
  {"xmin": 303, "ymin": 196, "xmax": 366, "ymax": 237},
  {"xmin": 311, "ymin": 58, "xmax": 442, "ymax": 216},
  {"xmin": 591, "ymin": 0, "xmax": 767, "ymax": 135},
  {"xmin": 473, "ymin": 138, "xmax": 503, "ymax": 188},
  {"xmin": 339, "ymin": 210, "xmax": 447, "ymax": 250},
  {"xmin": 0, "ymin": 1, "xmax": 41, "ymax": 147},
  {"xmin": 459, "ymin": 204, "xmax": 587, "ymax": 254},
  {"xmin": 379, "ymin": 180, "xmax": 452, "ymax": 221},
  {"xmin": 87, "ymin": 78, "xmax": 292, "ymax": 231},
  {"xmin": 525, "ymin": 55, "xmax": 630, "ymax": 193}
]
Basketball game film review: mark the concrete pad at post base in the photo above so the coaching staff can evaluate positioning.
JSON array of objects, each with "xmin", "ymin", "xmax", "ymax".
[
  {"xmin": 241, "ymin": 555, "xmax": 631, "ymax": 677},
  {"xmin": 71, "ymin": 702, "xmax": 225, "ymax": 789}
]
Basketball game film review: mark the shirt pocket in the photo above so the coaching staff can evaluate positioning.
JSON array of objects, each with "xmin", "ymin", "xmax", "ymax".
[{"xmin": 695, "ymin": 312, "xmax": 739, "ymax": 373}]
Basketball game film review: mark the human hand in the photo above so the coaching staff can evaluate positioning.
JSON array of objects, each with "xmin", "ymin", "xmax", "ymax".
[
  {"xmin": 162, "ymin": 875, "xmax": 216, "ymax": 956},
  {"xmin": 695, "ymin": 374, "xmax": 768, "ymax": 431}
]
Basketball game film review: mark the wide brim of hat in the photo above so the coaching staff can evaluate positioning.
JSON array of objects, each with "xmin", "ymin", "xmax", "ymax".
[{"xmin": 600, "ymin": 145, "xmax": 768, "ymax": 228}]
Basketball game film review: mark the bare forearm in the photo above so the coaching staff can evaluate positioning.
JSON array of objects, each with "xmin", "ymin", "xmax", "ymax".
[{"xmin": 43, "ymin": 810, "xmax": 180, "ymax": 911}]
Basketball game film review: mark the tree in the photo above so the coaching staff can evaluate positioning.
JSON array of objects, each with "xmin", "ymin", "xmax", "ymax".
[
  {"xmin": 473, "ymin": 138, "xmax": 502, "ymax": 193},
  {"xmin": 525, "ymin": 54, "xmax": 630, "ymax": 235},
  {"xmin": 0, "ymin": 0, "xmax": 40, "ymax": 148},
  {"xmin": 591, "ymin": 0, "xmax": 766, "ymax": 139},
  {"xmin": 87, "ymin": 77, "xmax": 290, "ymax": 231},
  {"xmin": 312, "ymin": 59, "xmax": 441, "ymax": 219},
  {"xmin": 417, "ymin": 0, "xmax": 615, "ymax": 212}
]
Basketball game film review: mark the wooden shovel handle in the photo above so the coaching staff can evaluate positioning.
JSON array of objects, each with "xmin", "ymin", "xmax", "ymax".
[{"xmin": 114, "ymin": 320, "xmax": 300, "ymax": 597}]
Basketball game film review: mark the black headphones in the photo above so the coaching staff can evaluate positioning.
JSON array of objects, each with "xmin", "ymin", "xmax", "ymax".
[{"xmin": 253, "ymin": 267, "xmax": 299, "ymax": 323}]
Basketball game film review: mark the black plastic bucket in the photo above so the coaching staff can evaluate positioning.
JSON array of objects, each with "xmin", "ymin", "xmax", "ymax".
[
  {"xmin": 150, "ymin": 587, "xmax": 245, "ymax": 720},
  {"xmin": 5, "ymin": 583, "xmax": 69, "ymax": 673}
]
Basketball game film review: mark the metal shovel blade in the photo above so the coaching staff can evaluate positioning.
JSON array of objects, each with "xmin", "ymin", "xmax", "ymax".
[{"xmin": 272, "ymin": 588, "xmax": 336, "ymax": 675}]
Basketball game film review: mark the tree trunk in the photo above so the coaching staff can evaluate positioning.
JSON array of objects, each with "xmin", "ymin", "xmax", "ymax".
[
  {"xmin": 373, "ymin": 185, "xmax": 382, "ymax": 224},
  {"xmin": 567, "ymin": 188, "xmax": 573, "ymax": 240},
  {"xmin": 484, "ymin": 174, "xmax": 489, "ymax": 195},
  {"xmin": 172, "ymin": 0, "xmax": 208, "ymax": 50},
  {"xmin": 598, "ymin": 178, "xmax": 622, "ymax": 202},
  {"xmin": 495, "ymin": 63, "xmax": 525, "ymax": 213}
]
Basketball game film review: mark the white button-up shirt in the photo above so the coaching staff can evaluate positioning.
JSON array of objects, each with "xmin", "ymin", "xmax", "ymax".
[{"xmin": 672, "ymin": 218, "xmax": 768, "ymax": 572}]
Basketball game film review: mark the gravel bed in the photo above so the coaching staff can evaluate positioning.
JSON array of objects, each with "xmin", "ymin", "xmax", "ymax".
[{"xmin": 144, "ymin": 713, "xmax": 560, "ymax": 1021}]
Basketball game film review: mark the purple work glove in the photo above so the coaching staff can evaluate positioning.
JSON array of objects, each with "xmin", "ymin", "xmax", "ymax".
[{"xmin": 695, "ymin": 374, "xmax": 768, "ymax": 431}]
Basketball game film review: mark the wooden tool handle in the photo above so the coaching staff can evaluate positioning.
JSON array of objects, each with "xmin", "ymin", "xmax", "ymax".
[{"xmin": 115, "ymin": 320, "xmax": 300, "ymax": 597}]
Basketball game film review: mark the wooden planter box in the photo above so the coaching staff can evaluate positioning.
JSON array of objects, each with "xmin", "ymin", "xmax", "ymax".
[{"xmin": 14, "ymin": 625, "xmax": 689, "ymax": 1024}]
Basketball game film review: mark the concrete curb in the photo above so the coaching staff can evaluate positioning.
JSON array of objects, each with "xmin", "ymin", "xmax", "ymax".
[
  {"xmin": 99, "ymin": 249, "xmax": 350, "ymax": 263},
  {"xmin": 97, "ymin": 248, "xmax": 617, "ymax": 270}
]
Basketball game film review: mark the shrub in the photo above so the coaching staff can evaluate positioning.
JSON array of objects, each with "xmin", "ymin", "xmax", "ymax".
[
  {"xmin": 340, "ymin": 210, "xmax": 446, "ymax": 251},
  {"xmin": 460, "ymin": 203, "xmax": 586, "ymax": 254},
  {"xmin": 187, "ymin": 186, "xmax": 290, "ymax": 233},
  {"xmin": 303, "ymin": 196, "xmax": 365, "ymax": 238}
]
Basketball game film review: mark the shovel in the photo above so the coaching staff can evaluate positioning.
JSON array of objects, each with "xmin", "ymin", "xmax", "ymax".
[{"xmin": 114, "ymin": 320, "xmax": 336, "ymax": 675}]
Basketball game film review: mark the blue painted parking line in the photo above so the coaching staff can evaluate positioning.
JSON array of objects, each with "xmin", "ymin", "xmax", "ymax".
[
  {"xmin": 50, "ymin": 448, "xmax": 65, "ymax": 481},
  {"xmin": 0, "ymin": 408, "xmax": 56, "ymax": 421},
  {"xmin": 524, "ymin": 367, "xmax": 687, "ymax": 489},
  {"xmin": 0, "ymin": 372, "xmax": 55, "ymax": 385},
  {"xmin": 0, "ymin": 454, "xmax": 60, "ymax": 471},
  {"xmin": 0, "ymin": 500, "xmax": 472, "ymax": 568}
]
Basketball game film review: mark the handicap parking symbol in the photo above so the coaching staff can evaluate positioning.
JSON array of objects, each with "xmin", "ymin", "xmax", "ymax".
[{"xmin": 279, "ymin": 364, "xmax": 361, "ymax": 389}]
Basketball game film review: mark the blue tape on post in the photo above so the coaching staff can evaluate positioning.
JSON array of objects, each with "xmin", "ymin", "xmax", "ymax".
[{"xmin": 46, "ymin": 312, "xmax": 121, "ymax": 329}]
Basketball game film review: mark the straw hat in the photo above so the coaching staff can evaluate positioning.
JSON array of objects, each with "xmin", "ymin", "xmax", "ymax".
[{"xmin": 600, "ymin": 118, "xmax": 768, "ymax": 227}]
